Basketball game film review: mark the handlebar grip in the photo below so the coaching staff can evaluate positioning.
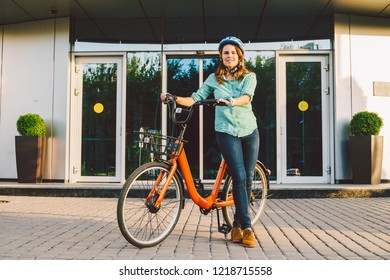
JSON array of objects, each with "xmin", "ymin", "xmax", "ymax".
[{"xmin": 193, "ymin": 99, "xmax": 227, "ymax": 106}]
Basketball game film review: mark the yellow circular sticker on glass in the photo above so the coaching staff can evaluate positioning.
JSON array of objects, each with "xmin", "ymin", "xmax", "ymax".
[
  {"xmin": 298, "ymin": 101, "xmax": 309, "ymax": 112},
  {"xmin": 94, "ymin": 103, "xmax": 104, "ymax": 114}
]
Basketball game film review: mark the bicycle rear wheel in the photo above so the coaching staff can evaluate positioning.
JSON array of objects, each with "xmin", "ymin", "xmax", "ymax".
[
  {"xmin": 117, "ymin": 162, "xmax": 183, "ymax": 248},
  {"xmin": 221, "ymin": 162, "xmax": 268, "ymax": 228}
]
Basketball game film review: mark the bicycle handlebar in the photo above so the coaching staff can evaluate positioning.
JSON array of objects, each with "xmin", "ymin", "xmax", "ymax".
[
  {"xmin": 164, "ymin": 96, "xmax": 226, "ymax": 125},
  {"xmin": 194, "ymin": 99, "xmax": 227, "ymax": 106}
]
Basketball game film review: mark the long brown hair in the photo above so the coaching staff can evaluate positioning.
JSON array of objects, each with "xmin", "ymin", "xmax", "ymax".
[{"xmin": 215, "ymin": 44, "xmax": 251, "ymax": 84}]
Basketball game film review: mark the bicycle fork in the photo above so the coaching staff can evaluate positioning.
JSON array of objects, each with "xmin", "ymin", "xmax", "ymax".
[{"xmin": 145, "ymin": 160, "xmax": 178, "ymax": 211}]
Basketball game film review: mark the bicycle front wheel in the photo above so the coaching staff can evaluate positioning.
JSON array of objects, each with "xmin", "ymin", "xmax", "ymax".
[
  {"xmin": 117, "ymin": 162, "xmax": 183, "ymax": 248},
  {"xmin": 221, "ymin": 162, "xmax": 268, "ymax": 228}
]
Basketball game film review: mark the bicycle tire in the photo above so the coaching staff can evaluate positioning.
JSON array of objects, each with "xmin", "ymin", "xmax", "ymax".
[
  {"xmin": 117, "ymin": 161, "xmax": 183, "ymax": 248},
  {"xmin": 221, "ymin": 162, "xmax": 268, "ymax": 228}
]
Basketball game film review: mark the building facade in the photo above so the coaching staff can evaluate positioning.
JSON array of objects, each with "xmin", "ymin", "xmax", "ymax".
[{"xmin": 0, "ymin": 14, "xmax": 389, "ymax": 185}]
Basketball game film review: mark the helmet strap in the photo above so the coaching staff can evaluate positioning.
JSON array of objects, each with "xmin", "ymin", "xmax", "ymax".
[
  {"xmin": 229, "ymin": 66, "xmax": 239, "ymax": 75},
  {"xmin": 225, "ymin": 63, "xmax": 241, "ymax": 75}
]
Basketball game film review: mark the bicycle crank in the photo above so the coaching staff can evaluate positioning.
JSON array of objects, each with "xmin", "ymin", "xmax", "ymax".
[{"xmin": 199, "ymin": 207, "xmax": 211, "ymax": 215}]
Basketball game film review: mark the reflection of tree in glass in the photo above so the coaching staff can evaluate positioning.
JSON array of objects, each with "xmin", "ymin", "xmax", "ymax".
[
  {"xmin": 82, "ymin": 63, "xmax": 118, "ymax": 176},
  {"xmin": 246, "ymin": 53, "xmax": 276, "ymax": 180},
  {"xmin": 126, "ymin": 54, "xmax": 162, "ymax": 175},
  {"xmin": 285, "ymin": 62, "xmax": 322, "ymax": 176},
  {"xmin": 123, "ymin": 52, "xmax": 278, "ymax": 181}
]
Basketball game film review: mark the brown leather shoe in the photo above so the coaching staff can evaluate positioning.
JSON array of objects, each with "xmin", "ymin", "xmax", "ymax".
[
  {"xmin": 242, "ymin": 228, "xmax": 256, "ymax": 248},
  {"xmin": 231, "ymin": 227, "xmax": 243, "ymax": 243}
]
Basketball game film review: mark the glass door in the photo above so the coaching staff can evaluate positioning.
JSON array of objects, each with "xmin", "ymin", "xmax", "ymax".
[
  {"xmin": 70, "ymin": 56, "xmax": 125, "ymax": 183},
  {"xmin": 163, "ymin": 54, "xmax": 219, "ymax": 181},
  {"xmin": 278, "ymin": 54, "xmax": 332, "ymax": 183}
]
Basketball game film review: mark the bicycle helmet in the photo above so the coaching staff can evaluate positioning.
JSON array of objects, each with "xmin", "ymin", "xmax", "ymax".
[{"xmin": 218, "ymin": 36, "xmax": 245, "ymax": 54}]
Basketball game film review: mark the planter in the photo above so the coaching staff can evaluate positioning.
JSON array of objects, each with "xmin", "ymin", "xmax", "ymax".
[
  {"xmin": 15, "ymin": 136, "xmax": 47, "ymax": 183},
  {"xmin": 349, "ymin": 135, "xmax": 383, "ymax": 184}
]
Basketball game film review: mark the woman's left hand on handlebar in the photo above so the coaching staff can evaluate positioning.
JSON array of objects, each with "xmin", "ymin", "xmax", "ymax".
[
  {"xmin": 161, "ymin": 92, "xmax": 176, "ymax": 103},
  {"xmin": 160, "ymin": 92, "xmax": 168, "ymax": 101}
]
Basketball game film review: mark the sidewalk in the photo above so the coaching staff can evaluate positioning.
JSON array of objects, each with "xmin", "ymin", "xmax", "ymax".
[{"xmin": 0, "ymin": 195, "xmax": 389, "ymax": 260}]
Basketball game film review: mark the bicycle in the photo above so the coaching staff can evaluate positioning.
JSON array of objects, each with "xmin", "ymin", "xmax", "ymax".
[{"xmin": 117, "ymin": 96, "xmax": 269, "ymax": 248}]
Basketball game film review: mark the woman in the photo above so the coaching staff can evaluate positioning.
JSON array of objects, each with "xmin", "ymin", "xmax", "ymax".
[{"xmin": 161, "ymin": 36, "xmax": 259, "ymax": 248}]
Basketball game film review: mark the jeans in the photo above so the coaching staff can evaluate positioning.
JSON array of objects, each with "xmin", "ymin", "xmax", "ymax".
[{"xmin": 216, "ymin": 129, "xmax": 260, "ymax": 230}]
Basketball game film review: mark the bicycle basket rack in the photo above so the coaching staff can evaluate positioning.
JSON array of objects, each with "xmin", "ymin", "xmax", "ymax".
[{"xmin": 135, "ymin": 131, "xmax": 186, "ymax": 160}]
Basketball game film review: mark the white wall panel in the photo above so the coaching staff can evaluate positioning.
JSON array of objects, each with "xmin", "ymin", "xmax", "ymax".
[
  {"xmin": 334, "ymin": 14, "xmax": 390, "ymax": 181},
  {"xmin": 334, "ymin": 14, "xmax": 353, "ymax": 180},
  {"xmin": 0, "ymin": 25, "xmax": 3, "ymax": 115},
  {"xmin": 0, "ymin": 18, "xmax": 70, "ymax": 181},
  {"xmin": 50, "ymin": 18, "xmax": 71, "ymax": 181}
]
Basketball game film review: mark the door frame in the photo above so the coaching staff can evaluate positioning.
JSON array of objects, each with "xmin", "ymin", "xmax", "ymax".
[
  {"xmin": 276, "ymin": 51, "xmax": 334, "ymax": 184},
  {"xmin": 69, "ymin": 53, "xmax": 127, "ymax": 183}
]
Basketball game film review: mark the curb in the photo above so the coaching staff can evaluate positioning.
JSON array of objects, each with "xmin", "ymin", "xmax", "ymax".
[{"xmin": 1, "ymin": 185, "xmax": 389, "ymax": 198}]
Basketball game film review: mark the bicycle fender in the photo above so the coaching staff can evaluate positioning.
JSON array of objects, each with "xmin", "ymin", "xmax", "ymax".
[
  {"xmin": 173, "ymin": 169, "xmax": 186, "ymax": 209},
  {"xmin": 257, "ymin": 160, "xmax": 270, "ymax": 189}
]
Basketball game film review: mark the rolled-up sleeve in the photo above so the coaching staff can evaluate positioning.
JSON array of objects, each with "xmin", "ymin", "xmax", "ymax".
[
  {"xmin": 241, "ymin": 73, "xmax": 257, "ymax": 100},
  {"xmin": 191, "ymin": 74, "xmax": 216, "ymax": 101}
]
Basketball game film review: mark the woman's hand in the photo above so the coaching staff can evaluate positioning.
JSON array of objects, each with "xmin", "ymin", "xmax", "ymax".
[
  {"xmin": 161, "ymin": 92, "xmax": 176, "ymax": 103},
  {"xmin": 160, "ymin": 92, "xmax": 166, "ymax": 101},
  {"xmin": 161, "ymin": 93, "xmax": 196, "ymax": 107}
]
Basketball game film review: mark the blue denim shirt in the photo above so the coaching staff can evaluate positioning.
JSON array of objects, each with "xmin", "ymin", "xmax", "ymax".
[{"xmin": 191, "ymin": 73, "xmax": 257, "ymax": 137}]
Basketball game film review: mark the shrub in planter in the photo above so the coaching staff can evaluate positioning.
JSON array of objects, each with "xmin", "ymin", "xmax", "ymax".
[
  {"xmin": 349, "ymin": 111, "xmax": 384, "ymax": 184},
  {"xmin": 17, "ymin": 113, "xmax": 46, "ymax": 137},
  {"xmin": 350, "ymin": 111, "xmax": 383, "ymax": 136},
  {"xmin": 15, "ymin": 113, "xmax": 47, "ymax": 183}
]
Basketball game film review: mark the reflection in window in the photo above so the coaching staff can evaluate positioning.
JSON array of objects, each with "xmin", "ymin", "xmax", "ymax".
[
  {"xmin": 246, "ymin": 51, "xmax": 276, "ymax": 181},
  {"xmin": 124, "ymin": 51, "xmax": 277, "ymax": 182},
  {"xmin": 82, "ymin": 63, "xmax": 117, "ymax": 176},
  {"xmin": 286, "ymin": 62, "xmax": 323, "ymax": 176},
  {"xmin": 125, "ymin": 52, "xmax": 161, "ymax": 176}
]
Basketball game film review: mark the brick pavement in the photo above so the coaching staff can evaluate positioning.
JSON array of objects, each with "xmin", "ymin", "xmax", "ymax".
[{"xmin": 0, "ymin": 196, "xmax": 389, "ymax": 260}]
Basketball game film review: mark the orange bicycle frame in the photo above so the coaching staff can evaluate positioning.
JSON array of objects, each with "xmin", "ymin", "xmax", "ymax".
[
  {"xmin": 152, "ymin": 142, "xmax": 234, "ymax": 210},
  {"xmin": 174, "ymin": 145, "xmax": 234, "ymax": 209}
]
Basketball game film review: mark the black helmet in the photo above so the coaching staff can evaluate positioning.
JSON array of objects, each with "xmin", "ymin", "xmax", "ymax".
[{"xmin": 218, "ymin": 36, "xmax": 244, "ymax": 54}]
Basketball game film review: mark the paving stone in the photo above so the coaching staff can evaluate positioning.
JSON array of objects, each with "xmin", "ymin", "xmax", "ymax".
[{"xmin": 0, "ymin": 196, "xmax": 389, "ymax": 260}]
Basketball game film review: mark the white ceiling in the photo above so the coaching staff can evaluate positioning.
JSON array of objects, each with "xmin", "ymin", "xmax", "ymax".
[{"xmin": 1, "ymin": 0, "xmax": 390, "ymax": 43}]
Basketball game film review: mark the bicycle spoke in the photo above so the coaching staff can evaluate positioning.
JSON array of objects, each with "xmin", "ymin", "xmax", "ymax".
[
  {"xmin": 117, "ymin": 162, "xmax": 183, "ymax": 248},
  {"xmin": 221, "ymin": 163, "xmax": 268, "ymax": 228}
]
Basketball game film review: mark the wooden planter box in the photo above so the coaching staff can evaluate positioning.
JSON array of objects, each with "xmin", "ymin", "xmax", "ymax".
[
  {"xmin": 349, "ymin": 135, "xmax": 383, "ymax": 184},
  {"xmin": 15, "ymin": 136, "xmax": 47, "ymax": 183}
]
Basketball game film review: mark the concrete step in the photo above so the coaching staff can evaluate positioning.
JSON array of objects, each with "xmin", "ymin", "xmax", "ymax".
[{"xmin": 1, "ymin": 182, "xmax": 389, "ymax": 198}]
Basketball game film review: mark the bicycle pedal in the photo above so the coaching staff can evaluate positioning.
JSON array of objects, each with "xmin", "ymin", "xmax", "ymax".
[{"xmin": 218, "ymin": 224, "xmax": 231, "ymax": 235}]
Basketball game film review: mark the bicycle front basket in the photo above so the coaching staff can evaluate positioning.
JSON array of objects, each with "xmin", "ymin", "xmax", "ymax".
[{"xmin": 135, "ymin": 131, "xmax": 185, "ymax": 161}]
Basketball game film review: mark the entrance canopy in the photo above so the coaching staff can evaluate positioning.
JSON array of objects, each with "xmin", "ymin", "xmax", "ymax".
[{"xmin": 1, "ymin": 0, "xmax": 390, "ymax": 43}]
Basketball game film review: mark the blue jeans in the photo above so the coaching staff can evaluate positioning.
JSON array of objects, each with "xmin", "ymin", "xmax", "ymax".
[{"xmin": 216, "ymin": 129, "xmax": 260, "ymax": 230}]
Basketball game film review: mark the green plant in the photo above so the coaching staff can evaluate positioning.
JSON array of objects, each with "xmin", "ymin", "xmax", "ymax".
[
  {"xmin": 350, "ymin": 111, "xmax": 383, "ymax": 136},
  {"xmin": 16, "ymin": 113, "xmax": 46, "ymax": 136},
  {"xmin": 131, "ymin": 128, "xmax": 162, "ymax": 165}
]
